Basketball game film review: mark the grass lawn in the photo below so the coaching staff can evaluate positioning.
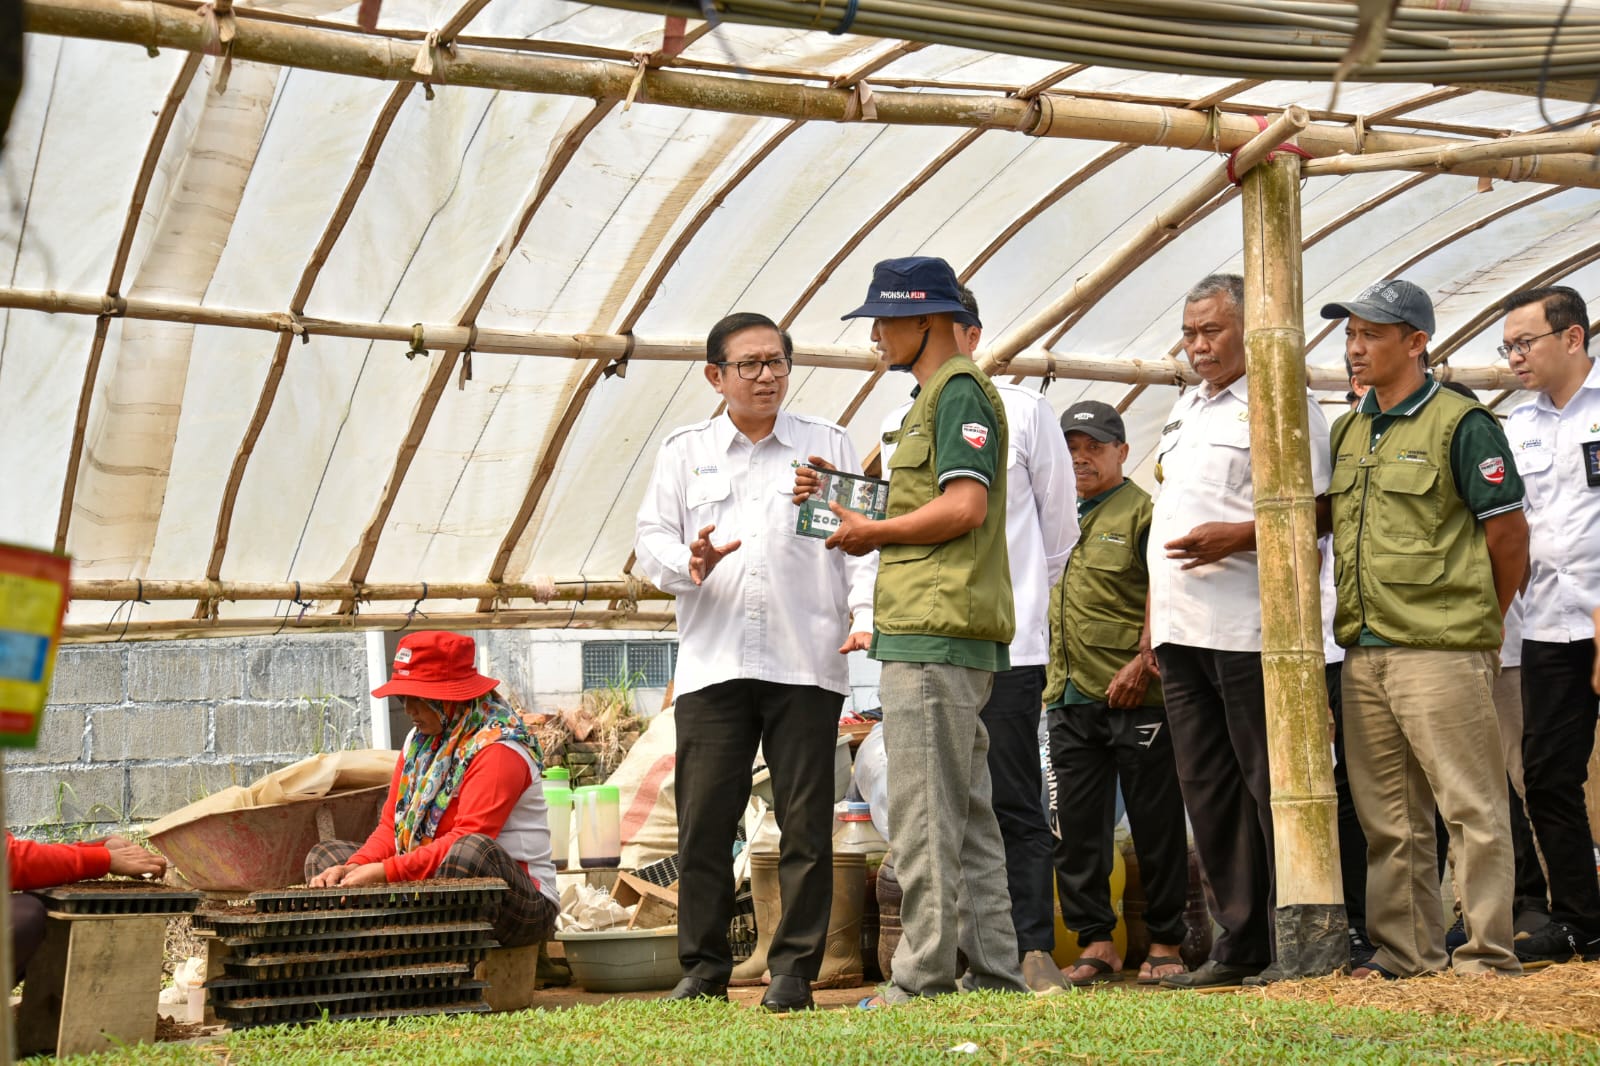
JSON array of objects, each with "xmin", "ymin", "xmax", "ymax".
[{"xmin": 54, "ymin": 989, "xmax": 1600, "ymax": 1065}]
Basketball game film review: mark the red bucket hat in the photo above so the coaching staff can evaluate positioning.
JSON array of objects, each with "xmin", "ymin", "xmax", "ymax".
[{"xmin": 371, "ymin": 631, "xmax": 499, "ymax": 702}]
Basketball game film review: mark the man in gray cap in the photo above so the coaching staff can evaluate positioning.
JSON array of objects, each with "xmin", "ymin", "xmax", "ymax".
[
  {"xmin": 808, "ymin": 255, "xmax": 1025, "ymax": 1004},
  {"xmin": 1046, "ymin": 400, "xmax": 1190, "ymax": 986},
  {"xmin": 1319, "ymin": 278, "xmax": 1527, "ymax": 979}
]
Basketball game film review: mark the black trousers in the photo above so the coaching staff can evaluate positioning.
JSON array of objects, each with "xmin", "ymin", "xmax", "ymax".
[
  {"xmin": 1521, "ymin": 638, "xmax": 1600, "ymax": 934},
  {"xmin": 675, "ymin": 678, "xmax": 841, "ymax": 982},
  {"xmin": 1156, "ymin": 644, "xmax": 1274, "ymax": 967},
  {"xmin": 1327, "ymin": 662, "xmax": 1369, "ymax": 935},
  {"xmin": 979, "ymin": 665, "xmax": 1054, "ymax": 954},
  {"xmin": 1049, "ymin": 700, "xmax": 1189, "ymax": 946},
  {"xmin": 11, "ymin": 892, "xmax": 46, "ymax": 984}
]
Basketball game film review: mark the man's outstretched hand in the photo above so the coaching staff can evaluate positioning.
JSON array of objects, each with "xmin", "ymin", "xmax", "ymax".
[{"xmin": 688, "ymin": 524, "xmax": 741, "ymax": 585}]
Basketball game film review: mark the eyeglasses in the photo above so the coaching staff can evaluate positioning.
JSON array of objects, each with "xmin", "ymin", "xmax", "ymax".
[
  {"xmin": 1496, "ymin": 328, "xmax": 1561, "ymax": 359},
  {"xmin": 715, "ymin": 357, "xmax": 792, "ymax": 380}
]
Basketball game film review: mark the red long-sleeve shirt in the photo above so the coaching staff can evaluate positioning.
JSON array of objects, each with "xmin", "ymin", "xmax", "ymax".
[
  {"xmin": 348, "ymin": 744, "xmax": 533, "ymax": 883},
  {"xmin": 7, "ymin": 833, "xmax": 111, "ymax": 891}
]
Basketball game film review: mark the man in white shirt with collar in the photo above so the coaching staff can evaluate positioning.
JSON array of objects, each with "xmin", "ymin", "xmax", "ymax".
[
  {"xmin": 1146, "ymin": 274, "xmax": 1333, "ymax": 989},
  {"xmin": 878, "ymin": 284, "xmax": 1079, "ymax": 993},
  {"xmin": 635, "ymin": 312, "xmax": 875, "ymax": 1011},
  {"xmin": 1502, "ymin": 286, "xmax": 1600, "ymax": 965}
]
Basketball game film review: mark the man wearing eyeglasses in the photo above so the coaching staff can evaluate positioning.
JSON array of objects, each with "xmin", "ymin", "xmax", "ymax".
[
  {"xmin": 635, "ymin": 311, "xmax": 876, "ymax": 1012},
  {"xmin": 1319, "ymin": 279, "xmax": 1526, "ymax": 980},
  {"xmin": 1500, "ymin": 286, "xmax": 1600, "ymax": 966}
]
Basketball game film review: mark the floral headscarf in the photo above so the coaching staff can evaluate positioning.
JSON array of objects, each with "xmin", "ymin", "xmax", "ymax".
[{"xmin": 393, "ymin": 690, "xmax": 544, "ymax": 854}]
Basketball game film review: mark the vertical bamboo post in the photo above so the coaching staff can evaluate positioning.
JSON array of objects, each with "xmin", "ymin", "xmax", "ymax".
[{"xmin": 1241, "ymin": 152, "xmax": 1347, "ymax": 976}]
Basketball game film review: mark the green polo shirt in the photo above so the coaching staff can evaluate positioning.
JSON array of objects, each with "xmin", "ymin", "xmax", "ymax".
[
  {"xmin": 871, "ymin": 375, "xmax": 1009, "ymax": 672},
  {"xmin": 1354, "ymin": 376, "xmax": 1524, "ymax": 646}
]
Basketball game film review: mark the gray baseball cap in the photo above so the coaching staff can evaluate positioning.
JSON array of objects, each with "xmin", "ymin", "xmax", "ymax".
[
  {"xmin": 1060, "ymin": 400, "xmax": 1125, "ymax": 444},
  {"xmin": 1320, "ymin": 279, "xmax": 1436, "ymax": 336}
]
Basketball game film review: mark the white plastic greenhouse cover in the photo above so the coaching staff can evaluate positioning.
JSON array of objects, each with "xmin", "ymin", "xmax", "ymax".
[{"xmin": 3, "ymin": 1, "xmax": 1597, "ymax": 635}]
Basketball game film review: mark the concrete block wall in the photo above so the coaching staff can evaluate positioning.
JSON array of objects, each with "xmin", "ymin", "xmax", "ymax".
[{"xmin": 9, "ymin": 635, "xmax": 370, "ymax": 834}]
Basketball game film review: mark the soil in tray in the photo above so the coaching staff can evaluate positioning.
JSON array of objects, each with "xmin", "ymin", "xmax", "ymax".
[{"xmin": 41, "ymin": 879, "xmax": 192, "ymax": 894}]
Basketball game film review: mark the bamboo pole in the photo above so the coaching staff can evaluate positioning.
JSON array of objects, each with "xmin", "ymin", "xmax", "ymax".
[
  {"xmin": 69, "ymin": 577, "xmax": 668, "ymax": 602},
  {"xmin": 979, "ymin": 104, "xmax": 1310, "ymax": 374},
  {"xmin": 1242, "ymin": 150, "xmax": 1345, "ymax": 976},
  {"xmin": 0, "ymin": 283, "xmax": 1524, "ymax": 389},
  {"xmin": 61, "ymin": 607, "xmax": 671, "ymax": 643},
  {"xmin": 1301, "ymin": 125, "xmax": 1600, "ymax": 178},
  {"xmin": 26, "ymin": 0, "xmax": 1600, "ymax": 191}
]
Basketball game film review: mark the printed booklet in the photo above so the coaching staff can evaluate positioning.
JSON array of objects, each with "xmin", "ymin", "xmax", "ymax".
[{"xmin": 795, "ymin": 466, "xmax": 890, "ymax": 539}]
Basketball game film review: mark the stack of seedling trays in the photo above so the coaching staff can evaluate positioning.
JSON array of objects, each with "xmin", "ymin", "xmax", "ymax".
[{"xmin": 199, "ymin": 878, "xmax": 507, "ymax": 1028}]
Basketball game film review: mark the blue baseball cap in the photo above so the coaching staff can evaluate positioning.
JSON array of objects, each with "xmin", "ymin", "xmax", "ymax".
[{"xmin": 842, "ymin": 256, "xmax": 978, "ymax": 326}]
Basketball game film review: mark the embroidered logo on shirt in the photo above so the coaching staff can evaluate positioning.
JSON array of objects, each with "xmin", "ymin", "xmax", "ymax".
[
  {"xmin": 1520, "ymin": 439, "xmax": 1543, "ymax": 450},
  {"xmin": 1162, "ymin": 420, "xmax": 1182, "ymax": 435},
  {"xmin": 1478, "ymin": 456, "xmax": 1506, "ymax": 485},
  {"xmin": 1395, "ymin": 449, "xmax": 1429, "ymax": 463},
  {"xmin": 961, "ymin": 422, "xmax": 989, "ymax": 449},
  {"xmin": 693, "ymin": 465, "xmax": 719, "ymax": 476},
  {"xmin": 1590, "ymin": 422, "xmax": 1600, "ymax": 433},
  {"xmin": 1236, "ymin": 410, "xmax": 1249, "ymax": 422},
  {"xmin": 1099, "ymin": 532, "xmax": 1128, "ymax": 545}
]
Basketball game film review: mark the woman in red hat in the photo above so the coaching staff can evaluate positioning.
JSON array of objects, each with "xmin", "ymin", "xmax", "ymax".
[{"xmin": 306, "ymin": 631, "xmax": 560, "ymax": 946}]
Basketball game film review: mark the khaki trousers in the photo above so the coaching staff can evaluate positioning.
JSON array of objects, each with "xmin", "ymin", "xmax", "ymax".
[{"xmin": 1342, "ymin": 647, "xmax": 1519, "ymax": 977}]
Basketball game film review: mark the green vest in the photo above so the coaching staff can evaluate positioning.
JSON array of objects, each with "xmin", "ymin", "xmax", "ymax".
[
  {"xmin": 874, "ymin": 357, "xmax": 1014, "ymax": 643},
  {"xmin": 1045, "ymin": 481, "xmax": 1163, "ymax": 706},
  {"xmin": 1328, "ymin": 388, "xmax": 1501, "ymax": 650}
]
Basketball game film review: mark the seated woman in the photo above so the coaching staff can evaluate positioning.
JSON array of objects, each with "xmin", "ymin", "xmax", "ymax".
[
  {"xmin": 307, "ymin": 630, "xmax": 560, "ymax": 947},
  {"xmin": 8, "ymin": 833, "xmax": 166, "ymax": 980}
]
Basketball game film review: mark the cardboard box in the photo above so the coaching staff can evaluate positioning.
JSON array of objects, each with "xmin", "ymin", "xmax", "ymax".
[{"xmin": 612, "ymin": 872, "xmax": 679, "ymax": 930}]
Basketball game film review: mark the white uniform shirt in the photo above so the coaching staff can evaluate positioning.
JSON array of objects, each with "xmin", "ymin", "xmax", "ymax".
[
  {"xmin": 1506, "ymin": 357, "xmax": 1600, "ymax": 642},
  {"xmin": 1319, "ymin": 535, "xmax": 1343, "ymax": 666},
  {"xmin": 881, "ymin": 383, "xmax": 1079, "ymax": 666},
  {"xmin": 1501, "ymin": 594, "xmax": 1525, "ymax": 669},
  {"xmin": 1147, "ymin": 376, "xmax": 1332, "ymax": 654},
  {"xmin": 635, "ymin": 411, "xmax": 876, "ymax": 698}
]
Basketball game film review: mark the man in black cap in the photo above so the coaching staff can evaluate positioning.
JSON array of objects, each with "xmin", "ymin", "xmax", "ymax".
[
  {"xmin": 1046, "ymin": 400, "xmax": 1189, "ymax": 986},
  {"xmin": 807, "ymin": 255, "xmax": 1025, "ymax": 1002},
  {"xmin": 1319, "ymin": 279, "xmax": 1526, "ymax": 979}
]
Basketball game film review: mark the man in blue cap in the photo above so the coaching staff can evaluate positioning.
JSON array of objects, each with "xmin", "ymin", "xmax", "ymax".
[{"xmin": 806, "ymin": 255, "xmax": 1026, "ymax": 1003}]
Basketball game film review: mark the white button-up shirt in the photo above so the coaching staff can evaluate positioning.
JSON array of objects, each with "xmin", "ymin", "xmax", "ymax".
[
  {"xmin": 1506, "ymin": 357, "xmax": 1600, "ymax": 642},
  {"xmin": 1148, "ymin": 376, "xmax": 1332, "ymax": 654},
  {"xmin": 881, "ymin": 383, "xmax": 1079, "ymax": 666},
  {"xmin": 635, "ymin": 411, "xmax": 876, "ymax": 698}
]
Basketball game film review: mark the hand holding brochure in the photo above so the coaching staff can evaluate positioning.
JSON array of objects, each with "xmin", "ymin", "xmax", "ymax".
[{"xmin": 795, "ymin": 465, "xmax": 889, "ymax": 539}]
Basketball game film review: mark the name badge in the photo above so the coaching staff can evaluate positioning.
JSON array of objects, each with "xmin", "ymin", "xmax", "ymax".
[{"xmin": 1584, "ymin": 438, "xmax": 1600, "ymax": 487}]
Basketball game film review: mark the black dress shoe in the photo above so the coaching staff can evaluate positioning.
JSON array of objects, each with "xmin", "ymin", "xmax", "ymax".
[
  {"xmin": 1158, "ymin": 959, "xmax": 1263, "ymax": 990},
  {"xmin": 760, "ymin": 973, "xmax": 815, "ymax": 1013},
  {"xmin": 666, "ymin": 976, "xmax": 728, "ymax": 1001}
]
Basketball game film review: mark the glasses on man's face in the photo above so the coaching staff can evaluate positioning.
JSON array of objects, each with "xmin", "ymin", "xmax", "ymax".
[
  {"xmin": 716, "ymin": 357, "xmax": 792, "ymax": 380},
  {"xmin": 1496, "ymin": 328, "xmax": 1560, "ymax": 360}
]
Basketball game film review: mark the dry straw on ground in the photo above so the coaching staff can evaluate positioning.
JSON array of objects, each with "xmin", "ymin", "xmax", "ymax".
[{"xmin": 1255, "ymin": 961, "xmax": 1600, "ymax": 1038}]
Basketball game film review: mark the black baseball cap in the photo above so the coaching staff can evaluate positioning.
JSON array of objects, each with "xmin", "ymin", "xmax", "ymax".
[
  {"xmin": 1060, "ymin": 400, "xmax": 1125, "ymax": 444},
  {"xmin": 842, "ymin": 256, "xmax": 978, "ymax": 326},
  {"xmin": 1320, "ymin": 279, "xmax": 1436, "ymax": 336}
]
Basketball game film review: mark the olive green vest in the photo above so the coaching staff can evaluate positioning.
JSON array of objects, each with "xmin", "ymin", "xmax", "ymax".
[
  {"xmin": 1045, "ymin": 481, "xmax": 1163, "ymax": 707},
  {"xmin": 874, "ymin": 356, "xmax": 1014, "ymax": 643},
  {"xmin": 1328, "ymin": 387, "xmax": 1502, "ymax": 650}
]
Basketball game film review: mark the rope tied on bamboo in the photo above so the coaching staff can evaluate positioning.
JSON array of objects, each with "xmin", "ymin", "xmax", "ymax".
[
  {"xmin": 457, "ymin": 324, "xmax": 478, "ymax": 390},
  {"xmin": 603, "ymin": 331, "xmax": 635, "ymax": 380},
  {"xmin": 1227, "ymin": 114, "xmax": 1313, "ymax": 185},
  {"xmin": 406, "ymin": 323, "xmax": 428, "ymax": 361},
  {"xmin": 270, "ymin": 310, "xmax": 309, "ymax": 343},
  {"xmin": 105, "ymin": 579, "xmax": 151, "ymax": 643},
  {"xmin": 197, "ymin": 0, "xmax": 237, "ymax": 94},
  {"xmin": 98, "ymin": 294, "xmax": 127, "ymax": 319},
  {"xmin": 531, "ymin": 576, "xmax": 557, "ymax": 604},
  {"xmin": 841, "ymin": 80, "xmax": 877, "ymax": 122},
  {"xmin": 401, "ymin": 581, "xmax": 430, "ymax": 631},
  {"xmin": 624, "ymin": 51, "xmax": 653, "ymax": 112}
]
